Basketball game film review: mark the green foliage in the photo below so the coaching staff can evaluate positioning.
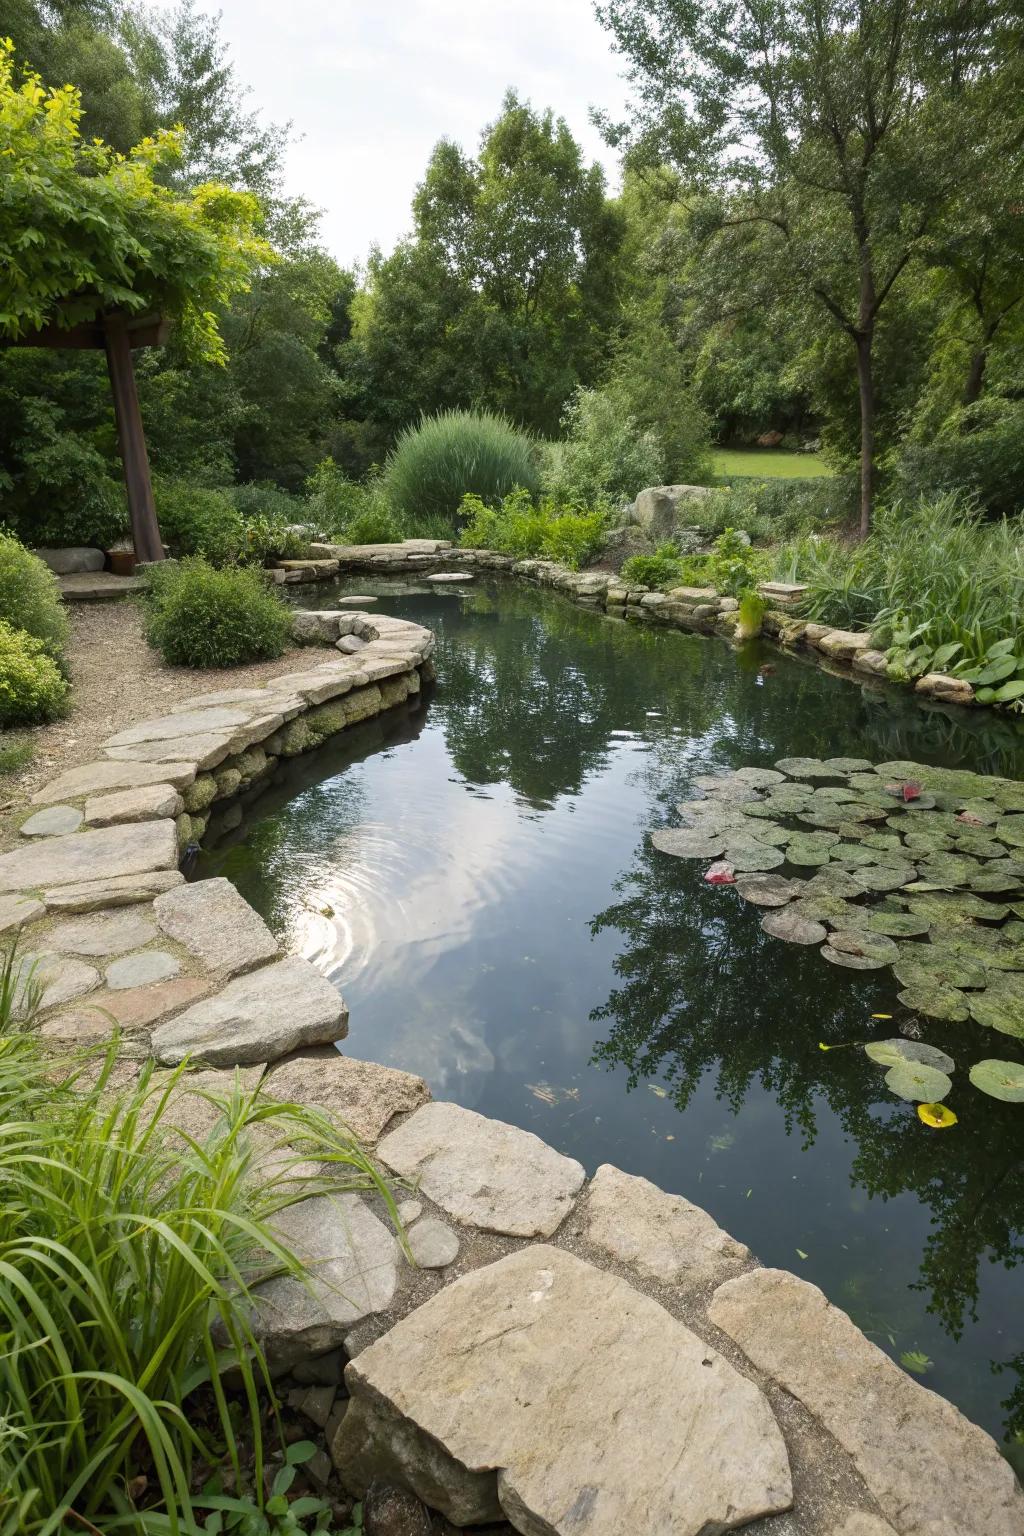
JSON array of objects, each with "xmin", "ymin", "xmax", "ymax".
[
  {"xmin": 895, "ymin": 400, "xmax": 1024, "ymax": 520},
  {"xmin": 458, "ymin": 489, "xmax": 606, "ymax": 568},
  {"xmin": 0, "ymin": 530, "xmax": 69, "ymax": 659},
  {"xmin": 700, "ymin": 476, "xmax": 857, "ymax": 544},
  {"xmin": 0, "ymin": 731, "xmax": 33, "ymax": 775},
  {"xmin": 620, "ymin": 542, "xmax": 684, "ymax": 589},
  {"xmin": 0, "ymin": 618, "xmax": 69, "ymax": 723},
  {"xmin": 154, "ymin": 479, "xmax": 244, "ymax": 565},
  {"xmin": 303, "ymin": 459, "xmax": 403, "ymax": 544},
  {"xmin": 228, "ymin": 482, "xmax": 302, "ymax": 525},
  {"xmin": 0, "ymin": 1032, "xmax": 396, "ymax": 1533},
  {"xmin": 603, "ymin": 317, "xmax": 710, "ymax": 485},
  {"xmin": 384, "ymin": 410, "xmax": 539, "ymax": 530},
  {"xmin": 144, "ymin": 557, "xmax": 292, "ymax": 668},
  {"xmin": 736, "ymin": 589, "xmax": 766, "ymax": 640},
  {"xmin": 0, "ymin": 40, "xmax": 268, "ymax": 361},
  {"xmin": 688, "ymin": 529, "xmax": 769, "ymax": 597},
  {"xmin": 541, "ymin": 387, "xmax": 664, "ymax": 510}
]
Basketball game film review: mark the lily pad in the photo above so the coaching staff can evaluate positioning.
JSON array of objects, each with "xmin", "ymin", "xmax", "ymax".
[
  {"xmin": 995, "ymin": 815, "xmax": 1024, "ymax": 848},
  {"xmin": 774, "ymin": 756, "xmax": 835, "ymax": 778},
  {"xmin": 894, "ymin": 944, "xmax": 988, "ymax": 991},
  {"xmin": 764, "ymin": 788, "xmax": 812, "ymax": 813},
  {"xmin": 821, "ymin": 929, "xmax": 899, "ymax": 969},
  {"xmin": 832, "ymin": 843, "xmax": 889, "ymax": 868},
  {"xmin": 734, "ymin": 767, "xmax": 787, "ymax": 788},
  {"xmin": 918, "ymin": 853, "xmax": 981, "ymax": 885},
  {"xmin": 802, "ymin": 868, "xmax": 869, "ymax": 899},
  {"xmin": 723, "ymin": 841, "xmax": 787, "ymax": 872},
  {"xmin": 864, "ymin": 1038, "xmax": 955, "ymax": 1073},
  {"xmin": 952, "ymin": 833, "xmax": 1006, "ymax": 859},
  {"xmin": 902, "ymin": 890, "xmax": 1008, "ymax": 926},
  {"xmin": 786, "ymin": 836, "xmax": 833, "ymax": 868},
  {"xmin": 692, "ymin": 774, "xmax": 764, "ymax": 803},
  {"xmin": 822, "ymin": 756, "xmax": 873, "ymax": 773},
  {"xmin": 799, "ymin": 808, "xmax": 852, "ymax": 830},
  {"xmin": 855, "ymin": 863, "xmax": 917, "ymax": 892},
  {"xmin": 884, "ymin": 1061, "xmax": 953, "ymax": 1103},
  {"xmin": 968, "ymin": 1059, "xmax": 1024, "ymax": 1101},
  {"xmin": 969, "ymin": 865, "xmax": 1023, "ymax": 894},
  {"xmin": 866, "ymin": 911, "xmax": 931, "ymax": 938},
  {"xmin": 903, "ymin": 830, "xmax": 954, "ymax": 854},
  {"xmin": 739, "ymin": 800, "xmax": 786, "ymax": 820},
  {"xmin": 651, "ymin": 829, "xmax": 726, "ymax": 859},
  {"xmin": 761, "ymin": 909, "xmax": 828, "ymax": 945},
  {"xmin": 790, "ymin": 893, "xmax": 860, "ymax": 925},
  {"xmin": 896, "ymin": 981, "xmax": 970, "ymax": 1022},
  {"xmin": 959, "ymin": 798, "xmax": 1002, "ymax": 825},
  {"xmin": 734, "ymin": 873, "xmax": 805, "ymax": 907},
  {"xmin": 812, "ymin": 785, "xmax": 860, "ymax": 804},
  {"xmin": 745, "ymin": 822, "xmax": 794, "ymax": 848},
  {"xmin": 970, "ymin": 976, "xmax": 1024, "ymax": 1038}
]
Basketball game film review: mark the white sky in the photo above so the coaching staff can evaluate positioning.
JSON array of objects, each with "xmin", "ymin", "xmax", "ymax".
[{"xmin": 170, "ymin": 0, "xmax": 631, "ymax": 267}]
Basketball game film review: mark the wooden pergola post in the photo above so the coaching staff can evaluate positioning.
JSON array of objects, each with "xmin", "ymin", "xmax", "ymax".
[
  {"xmin": 7, "ymin": 308, "xmax": 170, "ymax": 563},
  {"xmin": 102, "ymin": 313, "xmax": 165, "ymax": 564}
]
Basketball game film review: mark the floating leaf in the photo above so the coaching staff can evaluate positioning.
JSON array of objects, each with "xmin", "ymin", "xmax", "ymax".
[
  {"xmin": 871, "ymin": 1012, "xmax": 893, "ymax": 1019},
  {"xmin": 884, "ymin": 1061, "xmax": 953, "ymax": 1103},
  {"xmin": 864, "ymin": 1038, "xmax": 955, "ymax": 1074},
  {"xmin": 918, "ymin": 1103, "xmax": 958, "ymax": 1128},
  {"xmin": 734, "ymin": 872, "xmax": 803, "ymax": 907},
  {"xmin": 652, "ymin": 828, "xmax": 726, "ymax": 859},
  {"xmin": 896, "ymin": 981, "xmax": 969, "ymax": 1023},
  {"xmin": 761, "ymin": 909, "xmax": 828, "ymax": 945},
  {"xmin": 968, "ymin": 1059, "xmax": 1024, "ymax": 1101},
  {"xmin": 822, "ymin": 929, "xmax": 899, "ymax": 970},
  {"xmin": 796, "ymin": 1248, "xmax": 808, "ymax": 1259},
  {"xmin": 900, "ymin": 1350, "xmax": 934, "ymax": 1374},
  {"xmin": 723, "ymin": 841, "xmax": 787, "ymax": 872}
]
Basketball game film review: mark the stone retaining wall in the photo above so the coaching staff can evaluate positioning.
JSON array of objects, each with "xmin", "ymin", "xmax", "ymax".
[
  {"xmin": 1, "ymin": 595, "xmax": 1020, "ymax": 1535},
  {"xmin": 309, "ymin": 538, "xmax": 979, "ymax": 712}
]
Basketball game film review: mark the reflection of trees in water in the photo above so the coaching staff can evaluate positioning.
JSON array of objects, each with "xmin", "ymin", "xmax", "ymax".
[{"xmin": 589, "ymin": 835, "xmax": 1024, "ymax": 1436}]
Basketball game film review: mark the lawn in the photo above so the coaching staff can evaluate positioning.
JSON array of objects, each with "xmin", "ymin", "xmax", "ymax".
[{"xmin": 711, "ymin": 448, "xmax": 833, "ymax": 479}]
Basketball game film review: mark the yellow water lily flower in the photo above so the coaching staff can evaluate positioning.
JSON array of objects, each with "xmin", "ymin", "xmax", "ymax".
[{"xmin": 918, "ymin": 1102, "xmax": 958, "ymax": 1128}]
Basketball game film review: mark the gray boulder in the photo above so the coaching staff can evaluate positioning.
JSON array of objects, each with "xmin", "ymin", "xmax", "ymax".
[
  {"xmin": 35, "ymin": 547, "xmax": 105, "ymax": 574},
  {"xmin": 632, "ymin": 485, "xmax": 714, "ymax": 541}
]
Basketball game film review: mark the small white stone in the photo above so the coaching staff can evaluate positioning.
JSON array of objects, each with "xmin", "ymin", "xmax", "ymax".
[
  {"xmin": 407, "ymin": 1217, "xmax": 459, "ymax": 1269},
  {"xmin": 397, "ymin": 1200, "xmax": 423, "ymax": 1225}
]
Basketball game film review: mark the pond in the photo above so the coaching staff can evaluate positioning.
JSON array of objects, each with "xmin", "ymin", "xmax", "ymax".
[{"xmin": 197, "ymin": 576, "xmax": 1024, "ymax": 1452}]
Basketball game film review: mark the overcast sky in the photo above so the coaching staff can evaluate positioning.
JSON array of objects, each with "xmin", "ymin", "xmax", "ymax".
[{"xmin": 166, "ymin": 0, "xmax": 631, "ymax": 268}]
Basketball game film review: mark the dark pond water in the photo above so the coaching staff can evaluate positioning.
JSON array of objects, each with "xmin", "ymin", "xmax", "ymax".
[{"xmin": 197, "ymin": 577, "xmax": 1024, "ymax": 1452}]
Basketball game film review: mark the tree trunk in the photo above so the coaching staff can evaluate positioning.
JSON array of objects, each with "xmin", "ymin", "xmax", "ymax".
[
  {"xmin": 961, "ymin": 346, "xmax": 987, "ymax": 408},
  {"xmin": 855, "ymin": 332, "xmax": 875, "ymax": 539},
  {"xmin": 103, "ymin": 313, "xmax": 166, "ymax": 564}
]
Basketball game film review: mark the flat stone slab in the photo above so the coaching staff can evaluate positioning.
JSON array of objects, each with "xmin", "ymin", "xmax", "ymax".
[
  {"xmin": 83, "ymin": 784, "xmax": 183, "ymax": 826},
  {"xmin": 58, "ymin": 572, "xmax": 144, "ymax": 601},
  {"xmin": 262, "ymin": 1048, "xmax": 430, "ymax": 1143},
  {"xmin": 0, "ymin": 820, "xmax": 178, "ymax": 894},
  {"xmin": 709, "ymin": 1268, "xmax": 1024, "ymax": 1536},
  {"xmin": 584, "ymin": 1163, "xmax": 751, "ymax": 1291},
  {"xmin": 105, "ymin": 949, "xmax": 181, "ymax": 990},
  {"xmin": 15, "ymin": 951, "xmax": 100, "ymax": 1016},
  {"xmin": 105, "ymin": 733, "xmax": 236, "ymax": 768},
  {"xmin": 335, "ymin": 1245, "xmax": 792, "ymax": 1533},
  {"xmin": 33, "ymin": 759, "xmax": 197, "ymax": 806},
  {"xmin": 42, "ymin": 976, "xmax": 212, "ymax": 1041},
  {"xmin": 19, "ymin": 805, "xmax": 83, "ymax": 837},
  {"xmin": 378, "ymin": 1102, "xmax": 585, "ymax": 1237},
  {"xmin": 0, "ymin": 893, "xmax": 45, "ymax": 934},
  {"xmin": 46, "ymin": 907, "xmax": 158, "ymax": 956},
  {"xmin": 44, "ymin": 869, "xmax": 185, "ymax": 912},
  {"xmin": 425, "ymin": 572, "xmax": 474, "ymax": 583},
  {"xmin": 151, "ymin": 956, "xmax": 348, "ymax": 1066},
  {"xmin": 103, "ymin": 705, "xmax": 259, "ymax": 749},
  {"xmin": 153, "ymin": 878, "xmax": 279, "ymax": 977},
  {"xmin": 336, "ymin": 595, "xmax": 378, "ymax": 605},
  {"xmin": 252, "ymin": 1192, "xmax": 400, "ymax": 1372}
]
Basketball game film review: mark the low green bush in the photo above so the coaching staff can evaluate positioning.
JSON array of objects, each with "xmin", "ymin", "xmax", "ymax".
[
  {"xmin": 620, "ymin": 542, "xmax": 684, "ymax": 588},
  {"xmin": 0, "ymin": 530, "xmax": 69, "ymax": 660},
  {"xmin": 459, "ymin": 489, "xmax": 606, "ymax": 569},
  {"xmin": 384, "ymin": 410, "xmax": 540, "ymax": 530},
  {"xmin": 304, "ymin": 459, "xmax": 405, "ymax": 544},
  {"xmin": 154, "ymin": 478, "xmax": 244, "ymax": 565},
  {"xmin": 541, "ymin": 386, "xmax": 664, "ymax": 510},
  {"xmin": 144, "ymin": 558, "xmax": 293, "ymax": 668},
  {"xmin": 697, "ymin": 475, "xmax": 856, "ymax": 543},
  {"xmin": 228, "ymin": 480, "xmax": 303, "ymax": 524},
  {"xmin": 894, "ymin": 400, "xmax": 1024, "ymax": 520},
  {"xmin": 237, "ymin": 512, "xmax": 312, "ymax": 565},
  {"xmin": 621, "ymin": 529, "xmax": 769, "ymax": 595},
  {"xmin": 0, "ymin": 1028, "xmax": 396, "ymax": 1533},
  {"xmin": 0, "ymin": 619, "xmax": 69, "ymax": 724}
]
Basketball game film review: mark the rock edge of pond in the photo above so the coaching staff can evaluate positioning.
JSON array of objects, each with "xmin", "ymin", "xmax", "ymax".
[{"xmin": 4, "ymin": 603, "xmax": 1022, "ymax": 1536}]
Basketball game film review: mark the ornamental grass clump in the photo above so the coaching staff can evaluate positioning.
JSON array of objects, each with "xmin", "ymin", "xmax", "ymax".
[
  {"xmin": 144, "ymin": 557, "xmax": 293, "ymax": 668},
  {"xmin": 0, "ymin": 1027, "xmax": 398, "ymax": 1534},
  {"xmin": 383, "ymin": 409, "xmax": 539, "ymax": 530}
]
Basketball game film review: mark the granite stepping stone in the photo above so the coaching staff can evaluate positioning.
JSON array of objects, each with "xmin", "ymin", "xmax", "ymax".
[
  {"xmin": 583, "ymin": 1163, "xmax": 750, "ymax": 1291},
  {"xmin": 261, "ymin": 1049, "xmax": 430, "ymax": 1144},
  {"xmin": 0, "ymin": 821, "xmax": 178, "ymax": 894},
  {"xmin": 153, "ymin": 878, "xmax": 279, "ymax": 977},
  {"xmin": 19, "ymin": 805, "xmax": 83, "ymax": 838},
  {"xmin": 46, "ymin": 908, "xmax": 158, "ymax": 956}
]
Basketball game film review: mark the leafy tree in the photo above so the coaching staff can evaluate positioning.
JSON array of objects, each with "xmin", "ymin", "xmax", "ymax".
[{"xmin": 595, "ymin": 0, "xmax": 1024, "ymax": 533}]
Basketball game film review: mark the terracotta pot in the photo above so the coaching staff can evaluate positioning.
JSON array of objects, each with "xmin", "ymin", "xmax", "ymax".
[{"xmin": 108, "ymin": 548, "xmax": 137, "ymax": 577}]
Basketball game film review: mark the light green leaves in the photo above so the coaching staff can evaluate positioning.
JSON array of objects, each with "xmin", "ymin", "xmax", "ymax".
[
  {"xmin": 968, "ymin": 1060, "xmax": 1024, "ymax": 1102},
  {"xmin": 884, "ymin": 1062, "xmax": 953, "ymax": 1103},
  {"xmin": 864, "ymin": 1039, "xmax": 955, "ymax": 1074}
]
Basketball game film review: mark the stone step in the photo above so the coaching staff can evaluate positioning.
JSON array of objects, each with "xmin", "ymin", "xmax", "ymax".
[{"xmin": 333, "ymin": 1244, "xmax": 793, "ymax": 1534}]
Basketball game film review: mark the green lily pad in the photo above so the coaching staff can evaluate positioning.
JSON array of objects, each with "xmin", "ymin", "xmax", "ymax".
[
  {"xmin": 652, "ymin": 829, "xmax": 726, "ymax": 859},
  {"xmin": 822, "ymin": 756, "xmax": 874, "ymax": 773},
  {"xmin": 969, "ymin": 974, "xmax": 1024, "ymax": 1037},
  {"xmin": 969, "ymin": 866, "xmax": 1023, "ymax": 894},
  {"xmin": 734, "ymin": 873, "xmax": 805, "ymax": 907},
  {"xmin": 799, "ymin": 808, "xmax": 853, "ymax": 830},
  {"xmin": 676, "ymin": 802, "xmax": 747, "ymax": 833},
  {"xmin": 896, "ymin": 981, "xmax": 970, "ymax": 1022},
  {"xmin": 745, "ymin": 822, "xmax": 794, "ymax": 848},
  {"xmin": 919, "ymin": 853, "xmax": 981, "ymax": 885},
  {"xmin": 739, "ymin": 800, "xmax": 787, "ymax": 819},
  {"xmin": 864, "ymin": 1038, "xmax": 955, "ymax": 1073},
  {"xmin": 884, "ymin": 1061, "xmax": 953, "ymax": 1103},
  {"xmin": 894, "ymin": 944, "xmax": 988, "ymax": 991},
  {"xmin": 775, "ymin": 756, "xmax": 836, "ymax": 779},
  {"xmin": 761, "ymin": 909, "xmax": 828, "ymax": 945},
  {"xmin": 787, "ymin": 836, "xmax": 833, "ymax": 868},
  {"xmin": 903, "ymin": 830, "xmax": 954, "ymax": 854},
  {"xmin": 855, "ymin": 863, "xmax": 917, "ymax": 892},
  {"xmin": 953, "ymin": 833, "xmax": 1007, "ymax": 859},
  {"xmin": 996, "ymin": 815, "xmax": 1024, "ymax": 847},
  {"xmin": 693, "ymin": 774, "xmax": 764, "ymax": 803},
  {"xmin": 959, "ymin": 798, "xmax": 1002, "ymax": 825},
  {"xmin": 944, "ymin": 927, "xmax": 1024, "ymax": 973},
  {"xmin": 968, "ymin": 1059, "xmax": 1024, "ymax": 1101},
  {"xmin": 863, "ymin": 832, "xmax": 905, "ymax": 852},
  {"xmin": 902, "ymin": 890, "xmax": 1008, "ymax": 926},
  {"xmin": 734, "ymin": 767, "xmax": 787, "ymax": 788},
  {"xmin": 866, "ymin": 911, "xmax": 931, "ymax": 938},
  {"xmin": 790, "ymin": 892, "xmax": 859, "ymax": 924},
  {"xmin": 812, "ymin": 785, "xmax": 860, "ymax": 804},
  {"xmin": 802, "ymin": 868, "xmax": 869, "ymax": 899},
  {"xmin": 723, "ymin": 841, "xmax": 787, "ymax": 872},
  {"xmin": 832, "ymin": 843, "xmax": 889, "ymax": 867},
  {"xmin": 764, "ymin": 788, "xmax": 812, "ymax": 813},
  {"xmin": 821, "ymin": 929, "xmax": 899, "ymax": 969}
]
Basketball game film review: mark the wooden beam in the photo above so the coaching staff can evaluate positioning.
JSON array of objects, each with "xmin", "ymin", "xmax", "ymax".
[
  {"xmin": 4, "ymin": 311, "xmax": 171, "ymax": 351},
  {"xmin": 103, "ymin": 313, "xmax": 166, "ymax": 563}
]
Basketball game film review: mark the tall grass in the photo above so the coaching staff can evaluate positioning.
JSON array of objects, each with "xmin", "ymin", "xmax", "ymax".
[
  {"xmin": 788, "ymin": 496, "xmax": 1024, "ymax": 659},
  {"xmin": 383, "ymin": 409, "xmax": 539, "ymax": 530},
  {"xmin": 0, "ymin": 1011, "xmax": 396, "ymax": 1534}
]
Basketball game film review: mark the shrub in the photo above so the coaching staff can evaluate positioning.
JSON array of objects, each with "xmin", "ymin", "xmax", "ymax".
[
  {"xmin": 227, "ymin": 480, "xmax": 302, "ymax": 524},
  {"xmin": 689, "ymin": 527, "xmax": 770, "ymax": 596},
  {"xmin": 0, "ymin": 1032, "xmax": 396, "ymax": 1532},
  {"xmin": 0, "ymin": 619, "xmax": 69, "ymax": 724},
  {"xmin": 0, "ymin": 530, "xmax": 69, "ymax": 659},
  {"xmin": 459, "ymin": 489, "xmax": 607, "ymax": 568},
  {"xmin": 237, "ymin": 513, "xmax": 312, "ymax": 565},
  {"xmin": 697, "ymin": 475, "xmax": 856, "ymax": 543},
  {"xmin": 384, "ymin": 410, "xmax": 539, "ymax": 530},
  {"xmin": 895, "ymin": 400, "xmax": 1024, "ymax": 520},
  {"xmin": 621, "ymin": 542, "xmax": 684, "ymax": 588},
  {"xmin": 304, "ymin": 460, "xmax": 405, "ymax": 544},
  {"xmin": 153, "ymin": 478, "xmax": 244, "ymax": 565},
  {"xmin": 144, "ymin": 558, "xmax": 293, "ymax": 668},
  {"xmin": 542, "ymin": 387, "xmax": 664, "ymax": 510}
]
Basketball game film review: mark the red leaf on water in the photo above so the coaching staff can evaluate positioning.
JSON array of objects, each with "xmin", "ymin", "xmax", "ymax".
[
  {"xmin": 902, "ymin": 782, "xmax": 922, "ymax": 802},
  {"xmin": 705, "ymin": 865, "xmax": 736, "ymax": 885}
]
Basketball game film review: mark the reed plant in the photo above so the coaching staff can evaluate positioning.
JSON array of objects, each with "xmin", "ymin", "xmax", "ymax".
[{"xmin": 0, "ymin": 989, "xmax": 396, "ymax": 1534}]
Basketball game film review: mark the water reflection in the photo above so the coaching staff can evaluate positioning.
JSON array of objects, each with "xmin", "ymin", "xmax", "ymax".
[{"xmin": 200, "ymin": 576, "xmax": 1024, "ymax": 1446}]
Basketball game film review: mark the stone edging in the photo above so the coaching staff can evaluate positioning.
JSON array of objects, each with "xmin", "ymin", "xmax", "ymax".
[
  {"xmin": 307, "ymin": 538, "xmax": 978, "ymax": 711},
  {"xmin": 1, "ymin": 592, "xmax": 1020, "ymax": 1534}
]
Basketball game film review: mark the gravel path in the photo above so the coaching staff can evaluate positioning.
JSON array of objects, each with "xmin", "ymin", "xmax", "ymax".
[{"xmin": 1, "ymin": 599, "xmax": 311, "ymax": 822}]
